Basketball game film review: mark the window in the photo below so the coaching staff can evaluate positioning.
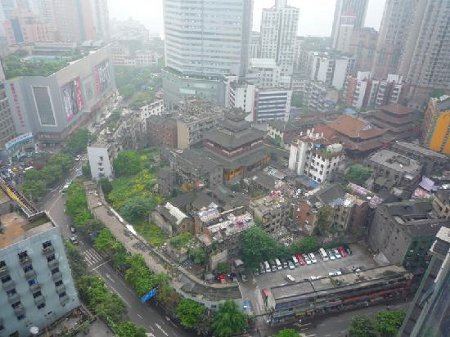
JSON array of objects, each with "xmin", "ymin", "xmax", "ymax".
[
  {"xmin": 17, "ymin": 314, "xmax": 25, "ymax": 321},
  {"xmin": 0, "ymin": 260, "xmax": 5, "ymax": 268},
  {"xmin": 55, "ymin": 280, "xmax": 63, "ymax": 287},
  {"xmin": 1, "ymin": 275, "xmax": 11, "ymax": 283},
  {"xmin": 42, "ymin": 241, "xmax": 52, "ymax": 249},
  {"xmin": 51, "ymin": 267, "xmax": 60, "ymax": 274},
  {"xmin": 23, "ymin": 265, "xmax": 33, "ymax": 273},
  {"xmin": 47, "ymin": 255, "xmax": 56, "ymax": 262},
  {"xmin": 7, "ymin": 289, "xmax": 16, "ymax": 296},
  {"xmin": 37, "ymin": 303, "xmax": 46, "ymax": 310},
  {"xmin": 33, "ymin": 291, "xmax": 42, "ymax": 298},
  {"xmin": 11, "ymin": 301, "xmax": 21, "ymax": 309},
  {"xmin": 58, "ymin": 291, "xmax": 66, "ymax": 298},
  {"xmin": 28, "ymin": 279, "xmax": 37, "ymax": 286},
  {"xmin": 18, "ymin": 251, "xmax": 28, "ymax": 259}
]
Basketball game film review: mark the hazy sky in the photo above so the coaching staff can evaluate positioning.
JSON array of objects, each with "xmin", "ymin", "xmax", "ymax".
[{"xmin": 109, "ymin": 0, "xmax": 386, "ymax": 37}]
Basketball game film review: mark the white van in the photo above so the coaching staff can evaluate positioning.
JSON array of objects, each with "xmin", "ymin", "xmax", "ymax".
[
  {"xmin": 264, "ymin": 261, "xmax": 271, "ymax": 273},
  {"xmin": 275, "ymin": 258, "xmax": 282, "ymax": 270},
  {"xmin": 309, "ymin": 252, "xmax": 318, "ymax": 264},
  {"xmin": 319, "ymin": 248, "xmax": 329, "ymax": 261}
]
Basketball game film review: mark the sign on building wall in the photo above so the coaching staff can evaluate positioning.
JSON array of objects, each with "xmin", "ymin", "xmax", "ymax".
[
  {"xmin": 62, "ymin": 77, "xmax": 84, "ymax": 122},
  {"xmin": 94, "ymin": 60, "xmax": 111, "ymax": 94}
]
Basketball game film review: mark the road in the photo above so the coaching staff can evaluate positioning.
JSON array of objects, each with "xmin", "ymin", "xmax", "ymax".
[{"xmin": 43, "ymin": 175, "xmax": 193, "ymax": 337}]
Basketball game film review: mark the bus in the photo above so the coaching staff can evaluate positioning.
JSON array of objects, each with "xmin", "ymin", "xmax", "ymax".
[{"xmin": 319, "ymin": 248, "xmax": 329, "ymax": 261}]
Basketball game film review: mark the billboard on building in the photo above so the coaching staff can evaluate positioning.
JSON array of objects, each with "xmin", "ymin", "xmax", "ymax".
[
  {"xmin": 62, "ymin": 77, "xmax": 84, "ymax": 122},
  {"xmin": 94, "ymin": 60, "xmax": 111, "ymax": 94}
]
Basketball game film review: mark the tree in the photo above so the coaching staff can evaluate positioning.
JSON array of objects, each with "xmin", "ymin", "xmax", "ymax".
[
  {"xmin": 240, "ymin": 226, "xmax": 286, "ymax": 269},
  {"xmin": 115, "ymin": 321, "xmax": 146, "ymax": 337},
  {"xmin": 315, "ymin": 205, "xmax": 333, "ymax": 236},
  {"xmin": 374, "ymin": 310, "xmax": 406, "ymax": 337},
  {"xmin": 65, "ymin": 129, "xmax": 91, "ymax": 155},
  {"xmin": 120, "ymin": 196, "xmax": 156, "ymax": 223},
  {"xmin": 176, "ymin": 298, "xmax": 205, "ymax": 329},
  {"xmin": 189, "ymin": 247, "xmax": 208, "ymax": 266},
  {"xmin": 216, "ymin": 262, "xmax": 230, "ymax": 274},
  {"xmin": 348, "ymin": 316, "xmax": 377, "ymax": 337},
  {"xmin": 99, "ymin": 177, "xmax": 113, "ymax": 196},
  {"xmin": 273, "ymin": 329, "xmax": 301, "ymax": 337},
  {"xmin": 94, "ymin": 228, "xmax": 121, "ymax": 255},
  {"xmin": 211, "ymin": 300, "xmax": 247, "ymax": 337},
  {"xmin": 290, "ymin": 236, "xmax": 319, "ymax": 254},
  {"xmin": 345, "ymin": 164, "xmax": 372, "ymax": 185},
  {"xmin": 113, "ymin": 150, "xmax": 141, "ymax": 177},
  {"xmin": 22, "ymin": 179, "xmax": 46, "ymax": 200},
  {"xmin": 65, "ymin": 241, "xmax": 87, "ymax": 280},
  {"xmin": 48, "ymin": 153, "xmax": 73, "ymax": 171},
  {"xmin": 125, "ymin": 254, "xmax": 155, "ymax": 296}
]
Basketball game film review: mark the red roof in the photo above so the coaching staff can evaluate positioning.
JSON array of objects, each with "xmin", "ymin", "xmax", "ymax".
[
  {"xmin": 327, "ymin": 115, "xmax": 385, "ymax": 140},
  {"xmin": 380, "ymin": 103, "xmax": 414, "ymax": 115}
]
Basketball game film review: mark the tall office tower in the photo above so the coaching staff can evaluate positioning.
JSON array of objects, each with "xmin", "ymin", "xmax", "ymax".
[
  {"xmin": 372, "ymin": 0, "xmax": 417, "ymax": 79},
  {"xmin": 259, "ymin": 0, "xmax": 299, "ymax": 76},
  {"xmin": 331, "ymin": 0, "xmax": 368, "ymax": 53},
  {"xmin": 399, "ymin": 0, "xmax": 450, "ymax": 108},
  {"xmin": 398, "ymin": 226, "xmax": 450, "ymax": 337},
  {"xmin": 0, "ymin": 0, "xmax": 17, "ymax": 21},
  {"xmin": 0, "ymin": 210, "xmax": 80, "ymax": 336},
  {"xmin": 162, "ymin": 0, "xmax": 253, "ymax": 107},
  {"xmin": 90, "ymin": 0, "xmax": 109, "ymax": 41},
  {"xmin": 0, "ymin": 59, "xmax": 16, "ymax": 147}
]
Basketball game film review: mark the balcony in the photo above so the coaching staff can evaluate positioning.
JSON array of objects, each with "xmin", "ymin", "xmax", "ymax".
[
  {"xmin": 7, "ymin": 293, "xmax": 20, "ymax": 304},
  {"xmin": 2, "ymin": 279, "xmax": 15, "ymax": 291},
  {"xmin": 19, "ymin": 256, "xmax": 32, "ymax": 267},
  {"xmin": 56, "ymin": 284, "xmax": 66, "ymax": 295},
  {"xmin": 13, "ymin": 304, "xmax": 25, "ymax": 316},
  {"xmin": 52, "ymin": 272, "xmax": 62, "ymax": 281},
  {"xmin": 24, "ymin": 269, "xmax": 37, "ymax": 280},
  {"xmin": 0, "ymin": 265, "xmax": 9, "ymax": 278},
  {"xmin": 42, "ymin": 246, "xmax": 55, "ymax": 256},
  {"xmin": 34, "ymin": 295, "xmax": 45, "ymax": 306},
  {"xmin": 59, "ymin": 295, "xmax": 69, "ymax": 306},
  {"xmin": 48, "ymin": 259, "xmax": 59, "ymax": 269},
  {"xmin": 29, "ymin": 283, "xmax": 41, "ymax": 292}
]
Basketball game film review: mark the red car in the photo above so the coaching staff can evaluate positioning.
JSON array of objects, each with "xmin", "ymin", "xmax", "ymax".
[
  {"xmin": 338, "ymin": 246, "xmax": 348, "ymax": 258},
  {"xmin": 296, "ymin": 254, "xmax": 305, "ymax": 266}
]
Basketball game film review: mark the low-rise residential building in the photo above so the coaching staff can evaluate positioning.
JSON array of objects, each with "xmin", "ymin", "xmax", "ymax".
[
  {"xmin": 368, "ymin": 104, "xmax": 419, "ymax": 142},
  {"xmin": 432, "ymin": 190, "xmax": 450, "ymax": 220},
  {"xmin": 422, "ymin": 95, "xmax": 450, "ymax": 155},
  {"xmin": 326, "ymin": 114, "xmax": 386, "ymax": 157},
  {"xmin": 367, "ymin": 149, "xmax": 422, "ymax": 197},
  {"xmin": 250, "ymin": 191, "xmax": 289, "ymax": 236},
  {"xmin": 391, "ymin": 141, "xmax": 448, "ymax": 176},
  {"xmin": 139, "ymin": 99, "xmax": 165, "ymax": 120},
  {"xmin": 0, "ymin": 211, "xmax": 80, "ymax": 336},
  {"xmin": 157, "ymin": 168, "xmax": 175, "ymax": 197},
  {"xmin": 368, "ymin": 200, "xmax": 449, "ymax": 272},
  {"xmin": 266, "ymin": 265, "xmax": 413, "ymax": 325},
  {"xmin": 146, "ymin": 116, "xmax": 177, "ymax": 148},
  {"xmin": 197, "ymin": 205, "xmax": 254, "ymax": 270},
  {"xmin": 267, "ymin": 116, "xmax": 322, "ymax": 147},
  {"xmin": 305, "ymin": 81, "xmax": 339, "ymax": 113},
  {"xmin": 151, "ymin": 202, "xmax": 193, "ymax": 236},
  {"xmin": 288, "ymin": 130, "xmax": 344, "ymax": 184},
  {"xmin": 247, "ymin": 58, "xmax": 282, "ymax": 89},
  {"xmin": 87, "ymin": 141, "xmax": 116, "ymax": 181}
]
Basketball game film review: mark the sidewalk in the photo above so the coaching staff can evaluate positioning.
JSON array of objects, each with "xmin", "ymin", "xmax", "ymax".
[
  {"xmin": 84, "ymin": 182, "xmax": 241, "ymax": 304},
  {"xmin": 77, "ymin": 320, "xmax": 113, "ymax": 337}
]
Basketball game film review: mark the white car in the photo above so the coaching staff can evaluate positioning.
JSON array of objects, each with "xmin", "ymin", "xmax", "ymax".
[
  {"xmin": 334, "ymin": 249, "xmax": 342, "ymax": 259},
  {"xmin": 309, "ymin": 253, "xmax": 318, "ymax": 264},
  {"xmin": 286, "ymin": 274, "xmax": 296, "ymax": 282},
  {"xmin": 303, "ymin": 254, "xmax": 312, "ymax": 265},
  {"xmin": 328, "ymin": 250, "xmax": 336, "ymax": 260},
  {"xmin": 328, "ymin": 271, "xmax": 342, "ymax": 276}
]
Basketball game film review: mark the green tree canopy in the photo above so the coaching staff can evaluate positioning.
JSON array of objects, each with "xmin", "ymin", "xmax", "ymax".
[
  {"xmin": 113, "ymin": 150, "xmax": 141, "ymax": 177},
  {"xmin": 374, "ymin": 310, "xmax": 405, "ymax": 337},
  {"xmin": 290, "ymin": 236, "xmax": 319, "ymax": 254},
  {"xmin": 94, "ymin": 228, "xmax": 121, "ymax": 255},
  {"xmin": 273, "ymin": 328, "xmax": 301, "ymax": 337},
  {"xmin": 99, "ymin": 177, "xmax": 113, "ymax": 196},
  {"xmin": 120, "ymin": 196, "xmax": 156, "ymax": 223},
  {"xmin": 240, "ymin": 226, "xmax": 286, "ymax": 269},
  {"xmin": 115, "ymin": 321, "xmax": 146, "ymax": 337},
  {"xmin": 345, "ymin": 164, "xmax": 372, "ymax": 185},
  {"xmin": 348, "ymin": 316, "xmax": 377, "ymax": 337},
  {"xmin": 189, "ymin": 247, "xmax": 208, "ymax": 266},
  {"xmin": 211, "ymin": 300, "xmax": 247, "ymax": 337},
  {"xmin": 315, "ymin": 205, "xmax": 333, "ymax": 236},
  {"xmin": 65, "ymin": 128, "xmax": 91, "ymax": 155},
  {"xmin": 176, "ymin": 298, "xmax": 206, "ymax": 329}
]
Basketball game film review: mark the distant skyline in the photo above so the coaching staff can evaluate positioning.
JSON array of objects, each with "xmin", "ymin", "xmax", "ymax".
[{"xmin": 109, "ymin": 0, "xmax": 386, "ymax": 37}]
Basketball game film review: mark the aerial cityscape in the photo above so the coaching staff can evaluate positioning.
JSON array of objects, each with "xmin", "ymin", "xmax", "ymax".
[{"xmin": 0, "ymin": 0, "xmax": 449, "ymax": 337}]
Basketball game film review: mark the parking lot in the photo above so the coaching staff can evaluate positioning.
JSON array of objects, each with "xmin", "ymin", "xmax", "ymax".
[{"xmin": 239, "ymin": 243, "xmax": 380, "ymax": 316}]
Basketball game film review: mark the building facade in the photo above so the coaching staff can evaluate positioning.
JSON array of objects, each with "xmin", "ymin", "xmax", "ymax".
[
  {"xmin": 0, "ymin": 212, "xmax": 80, "ymax": 337},
  {"xmin": 162, "ymin": 0, "xmax": 253, "ymax": 106},
  {"xmin": 250, "ymin": 191, "xmax": 289, "ymax": 237},
  {"xmin": 87, "ymin": 141, "xmax": 115, "ymax": 181},
  {"xmin": 259, "ymin": 0, "xmax": 299, "ymax": 76},
  {"xmin": 348, "ymin": 27, "xmax": 378, "ymax": 72},
  {"xmin": 422, "ymin": 95, "xmax": 450, "ymax": 155},
  {"xmin": 308, "ymin": 51, "xmax": 355, "ymax": 90},
  {"xmin": 5, "ymin": 47, "xmax": 116, "ymax": 145},
  {"xmin": 0, "ymin": 60, "xmax": 16, "ymax": 148},
  {"xmin": 331, "ymin": 0, "xmax": 369, "ymax": 53}
]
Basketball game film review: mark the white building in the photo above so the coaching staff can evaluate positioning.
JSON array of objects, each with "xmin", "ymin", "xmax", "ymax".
[
  {"xmin": 139, "ymin": 99, "xmax": 165, "ymax": 120},
  {"xmin": 289, "ymin": 130, "xmax": 344, "ymax": 183},
  {"xmin": 253, "ymin": 88, "xmax": 292, "ymax": 122},
  {"xmin": 260, "ymin": 0, "xmax": 299, "ymax": 76},
  {"xmin": 309, "ymin": 52, "xmax": 354, "ymax": 90},
  {"xmin": 247, "ymin": 58, "xmax": 282, "ymax": 89},
  {"xmin": 87, "ymin": 142, "xmax": 115, "ymax": 181}
]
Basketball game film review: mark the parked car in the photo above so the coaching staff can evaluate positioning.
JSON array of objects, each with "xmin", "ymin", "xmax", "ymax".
[
  {"xmin": 288, "ymin": 260, "xmax": 295, "ymax": 270},
  {"xmin": 308, "ymin": 253, "xmax": 318, "ymax": 264},
  {"xmin": 270, "ymin": 260, "xmax": 277, "ymax": 272},
  {"xmin": 338, "ymin": 246, "xmax": 348, "ymax": 257},
  {"xmin": 240, "ymin": 273, "xmax": 248, "ymax": 282},
  {"xmin": 69, "ymin": 235, "xmax": 79, "ymax": 245},
  {"xmin": 275, "ymin": 258, "xmax": 283, "ymax": 270},
  {"xmin": 260, "ymin": 263, "xmax": 266, "ymax": 274},
  {"xmin": 292, "ymin": 255, "xmax": 299, "ymax": 266},
  {"xmin": 286, "ymin": 274, "xmax": 295, "ymax": 282},
  {"xmin": 264, "ymin": 261, "xmax": 271, "ymax": 273},
  {"xmin": 303, "ymin": 254, "xmax": 312, "ymax": 265},
  {"xmin": 334, "ymin": 249, "xmax": 342, "ymax": 259},
  {"xmin": 328, "ymin": 250, "xmax": 336, "ymax": 260},
  {"xmin": 69, "ymin": 225, "xmax": 76, "ymax": 234},
  {"xmin": 281, "ymin": 259, "xmax": 288, "ymax": 269},
  {"xmin": 328, "ymin": 271, "xmax": 342, "ymax": 276},
  {"xmin": 296, "ymin": 254, "xmax": 305, "ymax": 266}
]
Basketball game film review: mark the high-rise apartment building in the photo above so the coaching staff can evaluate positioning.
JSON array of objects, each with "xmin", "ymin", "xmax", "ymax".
[
  {"xmin": 259, "ymin": 0, "xmax": 299, "ymax": 76},
  {"xmin": 162, "ymin": 0, "xmax": 253, "ymax": 107},
  {"xmin": 0, "ymin": 209, "xmax": 80, "ymax": 336},
  {"xmin": 399, "ymin": 0, "xmax": 450, "ymax": 107},
  {"xmin": 331, "ymin": 0, "xmax": 368, "ymax": 53},
  {"xmin": 422, "ymin": 95, "xmax": 450, "ymax": 155},
  {"xmin": 372, "ymin": 0, "xmax": 417, "ymax": 79},
  {"xmin": 398, "ymin": 226, "xmax": 450, "ymax": 337},
  {"xmin": 0, "ymin": 59, "xmax": 16, "ymax": 148}
]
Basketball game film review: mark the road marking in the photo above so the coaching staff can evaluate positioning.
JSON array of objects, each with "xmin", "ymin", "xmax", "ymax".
[
  {"xmin": 91, "ymin": 259, "xmax": 111, "ymax": 271},
  {"xmin": 137, "ymin": 314, "xmax": 143, "ymax": 319},
  {"xmin": 155, "ymin": 323, "xmax": 169, "ymax": 336},
  {"xmin": 105, "ymin": 273, "xmax": 115, "ymax": 283},
  {"xmin": 94, "ymin": 270, "xmax": 131, "ymax": 307}
]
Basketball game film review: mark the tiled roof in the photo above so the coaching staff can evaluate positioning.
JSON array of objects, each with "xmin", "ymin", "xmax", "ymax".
[
  {"xmin": 327, "ymin": 114, "xmax": 385, "ymax": 140},
  {"xmin": 380, "ymin": 103, "xmax": 414, "ymax": 115}
]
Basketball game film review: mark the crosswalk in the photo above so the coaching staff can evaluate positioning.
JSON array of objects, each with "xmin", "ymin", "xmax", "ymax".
[{"xmin": 82, "ymin": 248, "xmax": 104, "ymax": 267}]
